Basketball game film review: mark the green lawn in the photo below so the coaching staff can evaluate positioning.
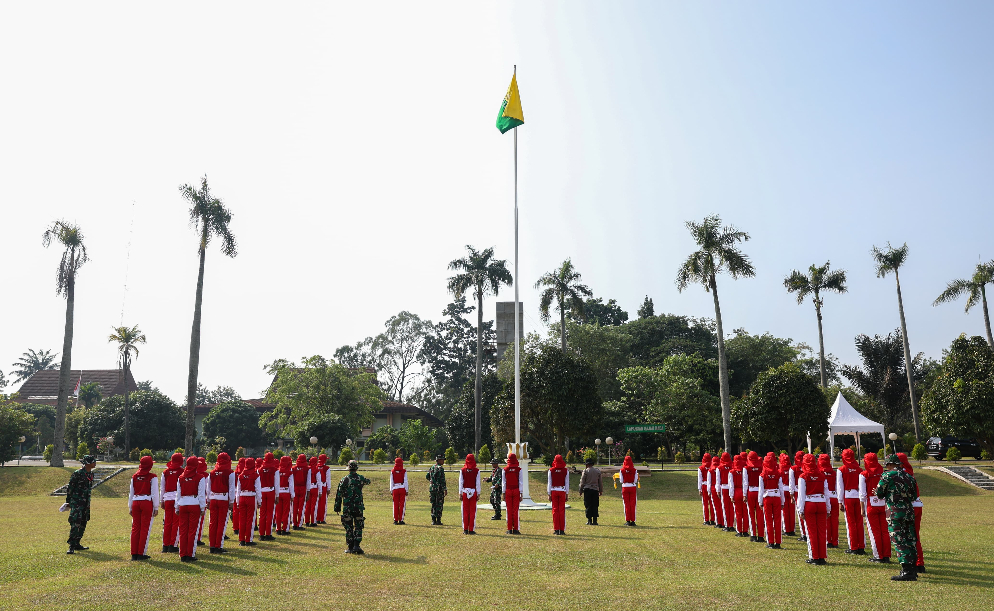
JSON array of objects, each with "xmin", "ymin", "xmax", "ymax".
[{"xmin": 0, "ymin": 467, "xmax": 991, "ymax": 610}]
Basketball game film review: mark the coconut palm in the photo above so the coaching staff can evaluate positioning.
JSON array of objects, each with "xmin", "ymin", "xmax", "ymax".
[
  {"xmin": 871, "ymin": 242, "xmax": 922, "ymax": 443},
  {"xmin": 676, "ymin": 215, "xmax": 755, "ymax": 453},
  {"xmin": 180, "ymin": 176, "xmax": 237, "ymax": 454},
  {"xmin": 42, "ymin": 220, "xmax": 89, "ymax": 467},
  {"xmin": 108, "ymin": 324, "xmax": 147, "ymax": 455},
  {"xmin": 10, "ymin": 348, "xmax": 59, "ymax": 384},
  {"xmin": 535, "ymin": 259, "xmax": 593, "ymax": 352},
  {"xmin": 784, "ymin": 261, "xmax": 848, "ymax": 389},
  {"xmin": 933, "ymin": 261, "xmax": 994, "ymax": 347},
  {"xmin": 447, "ymin": 246, "xmax": 513, "ymax": 453}
]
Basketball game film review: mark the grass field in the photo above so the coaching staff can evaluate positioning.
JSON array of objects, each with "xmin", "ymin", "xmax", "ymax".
[{"xmin": 1, "ymin": 466, "xmax": 991, "ymax": 611}]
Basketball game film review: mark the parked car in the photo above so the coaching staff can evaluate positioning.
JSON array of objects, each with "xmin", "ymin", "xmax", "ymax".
[{"xmin": 926, "ymin": 437, "xmax": 982, "ymax": 459}]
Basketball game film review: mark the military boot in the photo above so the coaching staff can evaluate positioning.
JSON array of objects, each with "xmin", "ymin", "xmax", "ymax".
[{"xmin": 891, "ymin": 564, "xmax": 917, "ymax": 581}]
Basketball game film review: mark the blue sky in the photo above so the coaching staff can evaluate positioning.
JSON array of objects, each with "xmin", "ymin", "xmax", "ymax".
[{"xmin": 2, "ymin": 2, "xmax": 992, "ymax": 401}]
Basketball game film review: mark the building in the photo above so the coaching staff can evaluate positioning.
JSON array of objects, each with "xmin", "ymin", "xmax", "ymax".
[{"xmin": 12, "ymin": 369, "xmax": 137, "ymax": 406}]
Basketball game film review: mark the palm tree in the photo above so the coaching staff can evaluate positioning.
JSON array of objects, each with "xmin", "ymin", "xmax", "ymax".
[
  {"xmin": 676, "ymin": 215, "xmax": 755, "ymax": 453},
  {"xmin": 447, "ymin": 246, "xmax": 513, "ymax": 453},
  {"xmin": 11, "ymin": 348, "xmax": 59, "ymax": 384},
  {"xmin": 535, "ymin": 259, "xmax": 593, "ymax": 352},
  {"xmin": 179, "ymin": 176, "xmax": 237, "ymax": 454},
  {"xmin": 42, "ymin": 220, "xmax": 89, "ymax": 467},
  {"xmin": 933, "ymin": 261, "xmax": 994, "ymax": 347},
  {"xmin": 784, "ymin": 261, "xmax": 848, "ymax": 389},
  {"xmin": 108, "ymin": 325, "xmax": 147, "ymax": 455},
  {"xmin": 871, "ymin": 242, "xmax": 923, "ymax": 443}
]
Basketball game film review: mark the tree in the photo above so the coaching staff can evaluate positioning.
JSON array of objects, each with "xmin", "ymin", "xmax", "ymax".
[
  {"xmin": 637, "ymin": 296, "xmax": 654, "ymax": 319},
  {"xmin": 180, "ymin": 176, "xmax": 237, "ymax": 454},
  {"xmin": 378, "ymin": 311, "xmax": 432, "ymax": 403},
  {"xmin": 871, "ymin": 242, "xmax": 923, "ymax": 442},
  {"xmin": 724, "ymin": 330, "xmax": 801, "ymax": 398},
  {"xmin": 77, "ymin": 382, "xmax": 102, "ymax": 409},
  {"xmin": 0, "ymin": 400, "xmax": 35, "ymax": 466},
  {"xmin": 10, "ymin": 348, "xmax": 59, "ymax": 384},
  {"xmin": 196, "ymin": 384, "xmax": 242, "ymax": 405},
  {"xmin": 19, "ymin": 403, "xmax": 56, "ymax": 453},
  {"xmin": 447, "ymin": 245, "xmax": 513, "ymax": 454},
  {"xmin": 921, "ymin": 335, "xmax": 994, "ymax": 454},
  {"xmin": 547, "ymin": 320, "xmax": 633, "ymax": 401},
  {"xmin": 202, "ymin": 401, "xmax": 269, "ymax": 455},
  {"xmin": 933, "ymin": 261, "xmax": 994, "ymax": 348},
  {"xmin": 108, "ymin": 324, "xmax": 146, "ymax": 455},
  {"xmin": 448, "ymin": 375, "xmax": 500, "ymax": 456},
  {"xmin": 42, "ymin": 220, "xmax": 89, "ymax": 467},
  {"xmin": 574, "ymin": 297, "xmax": 629, "ymax": 326},
  {"xmin": 676, "ymin": 215, "xmax": 756, "ymax": 452},
  {"xmin": 364, "ymin": 425, "xmax": 401, "ymax": 456},
  {"xmin": 79, "ymin": 390, "xmax": 185, "ymax": 452},
  {"xmin": 784, "ymin": 261, "xmax": 848, "ymax": 389},
  {"xmin": 535, "ymin": 258, "xmax": 593, "ymax": 352},
  {"xmin": 0, "ymin": 370, "xmax": 6, "ymax": 391},
  {"xmin": 625, "ymin": 313, "xmax": 718, "ymax": 367},
  {"xmin": 841, "ymin": 330, "xmax": 927, "ymax": 432},
  {"xmin": 399, "ymin": 418, "xmax": 437, "ymax": 458},
  {"xmin": 732, "ymin": 362, "xmax": 831, "ymax": 452}
]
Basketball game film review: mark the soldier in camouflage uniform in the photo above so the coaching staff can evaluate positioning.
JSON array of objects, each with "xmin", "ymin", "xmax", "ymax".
[
  {"xmin": 874, "ymin": 455, "xmax": 919, "ymax": 582},
  {"xmin": 64, "ymin": 455, "xmax": 97, "ymax": 554},
  {"xmin": 426, "ymin": 455, "xmax": 447, "ymax": 525},
  {"xmin": 334, "ymin": 460, "xmax": 371, "ymax": 554},
  {"xmin": 484, "ymin": 458, "xmax": 502, "ymax": 520}
]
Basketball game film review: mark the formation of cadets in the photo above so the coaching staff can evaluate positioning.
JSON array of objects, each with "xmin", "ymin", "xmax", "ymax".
[{"xmin": 697, "ymin": 449, "xmax": 925, "ymax": 581}]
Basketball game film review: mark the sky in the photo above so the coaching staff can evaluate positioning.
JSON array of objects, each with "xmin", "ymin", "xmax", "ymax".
[{"xmin": 2, "ymin": 2, "xmax": 994, "ymax": 403}]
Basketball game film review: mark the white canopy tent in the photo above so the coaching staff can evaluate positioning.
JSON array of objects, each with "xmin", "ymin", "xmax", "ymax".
[{"xmin": 827, "ymin": 392, "xmax": 886, "ymax": 461}]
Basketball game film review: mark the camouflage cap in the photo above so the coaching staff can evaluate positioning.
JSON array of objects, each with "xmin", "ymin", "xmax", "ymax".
[
  {"xmin": 491, "ymin": 458, "xmax": 500, "ymax": 465},
  {"xmin": 435, "ymin": 455, "xmax": 445, "ymax": 462},
  {"xmin": 884, "ymin": 454, "xmax": 902, "ymax": 466},
  {"xmin": 82, "ymin": 455, "xmax": 96, "ymax": 465},
  {"xmin": 348, "ymin": 460, "xmax": 359, "ymax": 471}
]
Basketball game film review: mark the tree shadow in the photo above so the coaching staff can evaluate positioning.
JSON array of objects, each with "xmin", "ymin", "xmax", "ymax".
[{"xmin": 362, "ymin": 553, "xmax": 428, "ymax": 565}]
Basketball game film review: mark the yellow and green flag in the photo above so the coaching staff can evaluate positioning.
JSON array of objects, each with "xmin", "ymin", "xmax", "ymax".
[{"xmin": 496, "ymin": 74, "xmax": 524, "ymax": 134}]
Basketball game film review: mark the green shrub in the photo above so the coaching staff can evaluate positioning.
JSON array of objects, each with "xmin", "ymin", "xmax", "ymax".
[
  {"xmin": 235, "ymin": 446, "xmax": 245, "ymax": 459},
  {"xmin": 153, "ymin": 450, "xmax": 168, "ymax": 462},
  {"xmin": 338, "ymin": 446, "xmax": 354, "ymax": 466},
  {"xmin": 372, "ymin": 448, "xmax": 387, "ymax": 464},
  {"xmin": 565, "ymin": 450, "xmax": 575, "ymax": 465},
  {"xmin": 206, "ymin": 451, "xmax": 218, "ymax": 464},
  {"xmin": 674, "ymin": 451, "xmax": 686, "ymax": 464},
  {"xmin": 477, "ymin": 444, "xmax": 492, "ymax": 466},
  {"xmin": 141, "ymin": 448, "xmax": 152, "ymax": 457},
  {"xmin": 75, "ymin": 442, "xmax": 90, "ymax": 461},
  {"xmin": 444, "ymin": 447, "xmax": 457, "ymax": 465},
  {"xmin": 911, "ymin": 443, "xmax": 927, "ymax": 464},
  {"xmin": 981, "ymin": 449, "xmax": 992, "ymax": 461},
  {"xmin": 583, "ymin": 448, "xmax": 597, "ymax": 464},
  {"xmin": 656, "ymin": 446, "xmax": 666, "ymax": 461},
  {"xmin": 273, "ymin": 449, "xmax": 284, "ymax": 460},
  {"xmin": 423, "ymin": 449, "xmax": 431, "ymax": 462},
  {"xmin": 541, "ymin": 454, "xmax": 553, "ymax": 466},
  {"xmin": 946, "ymin": 447, "xmax": 962, "ymax": 463},
  {"xmin": 813, "ymin": 446, "xmax": 823, "ymax": 455},
  {"xmin": 43, "ymin": 444, "xmax": 54, "ymax": 462},
  {"xmin": 395, "ymin": 448, "xmax": 404, "ymax": 460},
  {"xmin": 129, "ymin": 447, "xmax": 142, "ymax": 461},
  {"xmin": 409, "ymin": 452, "xmax": 420, "ymax": 466}
]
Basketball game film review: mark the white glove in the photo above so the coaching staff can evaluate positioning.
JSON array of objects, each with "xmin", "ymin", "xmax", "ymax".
[{"xmin": 58, "ymin": 503, "xmax": 70, "ymax": 513}]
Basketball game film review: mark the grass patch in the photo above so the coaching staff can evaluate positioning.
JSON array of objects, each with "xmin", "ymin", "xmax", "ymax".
[{"xmin": 0, "ymin": 468, "xmax": 991, "ymax": 610}]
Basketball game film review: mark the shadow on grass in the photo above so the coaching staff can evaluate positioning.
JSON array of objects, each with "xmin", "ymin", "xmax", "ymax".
[
  {"xmin": 926, "ymin": 559, "xmax": 994, "ymax": 588},
  {"xmin": 363, "ymin": 553, "xmax": 428, "ymax": 565},
  {"xmin": 149, "ymin": 558, "xmax": 256, "ymax": 576}
]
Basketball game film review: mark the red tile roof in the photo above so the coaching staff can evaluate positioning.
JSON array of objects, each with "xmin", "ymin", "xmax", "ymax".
[{"xmin": 13, "ymin": 369, "xmax": 137, "ymax": 405}]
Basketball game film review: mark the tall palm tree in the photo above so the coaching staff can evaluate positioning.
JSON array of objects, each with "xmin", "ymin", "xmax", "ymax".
[
  {"xmin": 180, "ymin": 176, "xmax": 237, "ymax": 454},
  {"xmin": 871, "ymin": 242, "xmax": 922, "ymax": 443},
  {"xmin": 784, "ymin": 261, "xmax": 848, "ymax": 389},
  {"xmin": 933, "ymin": 261, "xmax": 994, "ymax": 347},
  {"xmin": 535, "ymin": 259, "xmax": 593, "ymax": 352},
  {"xmin": 447, "ymin": 246, "xmax": 513, "ymax": 453},
  {"xmin": 108, "ymin": 325, "xmax": 146, "ymax": 455},
  {"xmin": 42, "ymin": 220, "xmax": 88, "ymax": 467},
  {"xmin": 676, "ymin": 215, "xmax": 755, "ymax": 453},
  {"xmin": 10, "ymin": 348, "xmax": 59, "ymax": 384}
]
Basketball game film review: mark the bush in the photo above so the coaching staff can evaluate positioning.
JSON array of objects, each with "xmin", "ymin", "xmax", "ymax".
[
  {"xmin": 75, "ymin": 441, "xmax": 90, "ymax": 461},
  {"xmin": 206, "ymin": 451, "xmax": 218, "ymax": 464},
  {"xmin": 542, "ymin": 454, "xmax": 553, "ymax": 466},
  {"xmin": 911, "ymin": 443, "xmax": 927, "ymax": 464},
  {"xmin": 674, "ymin": 451, "xmax": 686, "ymax": 464},
  {"xmin": 372, "ymin": 448, "xmax": 387, "ymax": 464},
  {"xmin": 338, "ymin": 446, "xmax": 354, "ymax": 466},
  {"xmin": 44, "ymin": 444, "xmax": 54, "ymax": 462},
  {"xmin": 153, "ymin": 450, "xmax": 168, "ymax": 462},
  {"xmin": 174, "ymin": 447, "xmax": 184, "ymax": 455},
  {"xmin": 565, "ymin": 450, "xmax": 575, "ymax": 465},
  {"xmin": 813, "ymin": 446, "xmax": 823, "ymax": 455},
  {"xmin": 477, "ymin": 444, "xmax": 492, "ymax": 466},
  {"xmin": 235, "ymin": 446, "xmax": 245, "ymax": 459},
  {"xmin": 444, "ymin": 447, "xmax": 457, "ymax": 465},
  {"xmin": 129, "ymin": 447, "xmax": 142, "ymax": 461},
  {"xmin": 141, "ymin": 448, "xmax": 152, "ymax": 457},
  {"xmin": 423, "ymin": 449, "xmax": 431, "ymax": 462},
  {"xmin": 981, "ymin": 449, "xmax": 992, "ymax": 461},
  {"xmin": 273, "ymin": 449, "xmax": 284, "ymax": 460},
  {"xmin": 583, "ymin": 448, "xmax": 597, "ymax": 464},
  {"xmin": 656, "ymin": 446, "xmax": 666, "ymax": 461},
  {"xmin": 946, "ymin": 447, "xmax": 962, "ymax": 463},
  {"xmin": 409, "ymin": 453, "xmax": 420, "ymax": 466}
]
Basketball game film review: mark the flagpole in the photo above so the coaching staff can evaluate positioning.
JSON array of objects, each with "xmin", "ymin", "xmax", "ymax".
[{"xmin": 513, "ymin": 65, "xmax": 521, "ymax": 447}]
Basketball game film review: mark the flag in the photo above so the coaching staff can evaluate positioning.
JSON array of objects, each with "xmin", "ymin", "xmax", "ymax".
[
  {"xmin": 73, "ymin": 373, "xmax": 81, "ymax": 397},
  {"xmin": 496, "ymin": 74, "xmax": 524, "ymax": 134}
]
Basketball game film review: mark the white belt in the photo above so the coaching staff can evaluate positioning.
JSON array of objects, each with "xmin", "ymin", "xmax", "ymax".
[
  {"xmin": 239, "ymin": 491, "xmax": 258, "ymax": 497},
  {"xmin": 549, "ymin": 486, "xmax": 567, "ymax": 492},
  {"xmin": 390, "ymin": 484, "xmax": 406, "ymax": 491},
  {"xmin": 307, "ymin": 485, "xmax": 317, "ymax": 490},
  {"xmin": 461, "ymin": 489, "xmax": 477, "ymax": 496},
  {"xmin": 805, "ymin": 494, "xmax": 825, "ymax": 501},
  {"xmin": 748, "ymin": 486, "xmax": 760, "ymax": 492},
  {"xmin": 621, "ymin": 483, "xmax": 637, "ymax": 488},
  {"xmin": 131, "ymin": 495, "xmax": 152, "ymax": 501},
  {"xmin": 869, "ymin": 496, "xmax": 885, "ymax": 506},
  {"xmin": 209, "ymin": 492, "xmax": 229, "ymax": 501},
  {"xmin": 844, "ymin": 490, "xmax": 860, "ymax": 498},
  {"xmin": 720, "ymin": 485, "xmax": 731, "ymax": 490},
  {"xmin": 763, "ymin": 491, "xmax": 781, "ymax": 497},
  {"xmin": 278, "ymin": 487, "xmax": 291, "ymax": 494},
  {"xmin": 260, "ymin": 487, "xmax": 275, "ymax": 492},
  {"xmin": 912, "ymin": 498, "xmax": 923, "ymax": 507},
  {"xmin": 162, "ymin": 491, "xmax": 177, "ymax": 501}
]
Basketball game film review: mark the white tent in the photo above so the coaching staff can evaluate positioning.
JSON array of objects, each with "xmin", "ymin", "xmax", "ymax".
[{"xmin": 827, "ymin": 392, "xmax": 886, "ymax": 461}]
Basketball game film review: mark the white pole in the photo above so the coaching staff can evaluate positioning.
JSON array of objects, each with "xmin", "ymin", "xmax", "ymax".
[{"xmin": 513, "ymin": 65, "xmax": 520, "ymax": 446}]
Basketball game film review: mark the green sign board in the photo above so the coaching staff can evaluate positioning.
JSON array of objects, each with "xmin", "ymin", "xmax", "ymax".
[{"xmin": 624, "ymin": 424, "xmax": 666, "ymax": 433}]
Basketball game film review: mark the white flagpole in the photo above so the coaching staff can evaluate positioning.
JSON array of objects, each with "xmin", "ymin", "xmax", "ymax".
[{"xmin": 513, "ymin": 65, "xmax": 521, "ymax": 446}]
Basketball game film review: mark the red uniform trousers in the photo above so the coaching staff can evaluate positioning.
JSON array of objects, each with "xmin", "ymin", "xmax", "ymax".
[
  {"xmin": 304, "ymin": 489, "xmax": 318, "ymax": 524},
  {"xmin": 505, "ymin": 489, "xmax": 521, "ymax": 531},
  {"xmin": 732, "ymin": 491, "xmax": 748, "ymax": 533},
  {"xmin": 913, "ymin": 506, "xmax": 924, "ymax": 567},
  {"xmin": 276, "ymin": 493, "xmax": 292, "ymax": 532},
  {"xmin": 162, "ymin": 500, "xmax": 178, "ymax": 547},
  {"xmin": 721, "ymin": 489, "xmax": 734, "ymax": 527},
  {"xmin": 802, "ymin": 501, "xmax": 827, "ymax": 560},
  {"xmin": 710, "ymin": 488, "xmax": 724, "ymax": 526},
  {"xmin": 782, "ymin": 496, "xmax": 796, "ymax": 533},
  {"xmin": 622, "ymin": 487, "xmax": 637, "ymax": 522},
  {"xmin": 238, "ymin": 498, "xmax": 257, "ymax": 543},
  {"xmin": 292, "ymin": 491, "xmax": 306, "ymax": 527},
  {"xmin": 865, "ymin": 504, "xmax": 890, "ymax": 559},
  {"xmin": 208, "ymin": 500, "xmax": 229, "ymax": 548},
  {"xmin": 461, "ymin": 492, "xmax": 478, "ymax": 531},
  {"xmin": 177, "ymin": 505, "xmax": 201, "ymax": 558},
  {"xmin": 392, "ymin": 489, "xmax": 407, "ymax": 522},
  {"xmin": 826, "ymin": 498, "xmax": 839, "ymax": 547},
  {"xmin": 258, "ymin": 491, "xmax": 276, "ymax": 536},
  {"xmin": 842, "ymin": 497, "xmax": 865, "ymax": 550},
  {"xmin": 550, "ymin": 490, "xmax": 567, "ymax": 532},
  {"xmin": 317, "ymin": 489, "xmax": 329, "ymax": 522},
  {"xmin": 747, "ymin": 491, "xmax": 763, "ymax": 537},
  {"xmin": 130, "ymin": 500, "xmax": 155, "ymax": 556},
  {"xmin": 230, "ymin": 498, "xmax": 239, "ymax": 532},
  {"xmin": 197, "ymin": 508, "xmax": 206, "ymax": 542},
  {"xmin": 796, "ymin": 500, "xmax": 808, "ymax": 538},
  {"xmin": 700, "ymin": 486, "xmax": 713, "ymax": 522},
  {"xmin": 763, "ymin": 497, "xmax": 782, "ymax": 545}
]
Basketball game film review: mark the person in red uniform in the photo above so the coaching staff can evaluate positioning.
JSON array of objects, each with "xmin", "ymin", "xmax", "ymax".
[
  {"xmin": 744, "ymin": 451, "xmax": 764, "ymax": 542},
  {"xmin": 728, "ymin": 454, "xmax": 748, "ymax": 536},
  {"xmin": 898, "ymin": 452, "xmax": 925, "ymax": 572},
  {"xmin": 792, "ymin": 450, "xmax": 807, "ymax": 541},
  {"xmin": 317, "ymin": 453, "xmax": 331, "ymax": 524},
  {"xmin": 836, "ymin": 448, "xmax": 866, "ymax": 555},
  {"xmin": 797, "ymin": 454, "xmax": 830, "ymax": 564},
  {"xmin": 697, "ymin": 453, "xmax": 714, "ymax": 525},
  {"xmin": 860, "ymin": 452, "xmax": 890, "ymax": 563},
  {"xmin": 502, "ymin": 452, "xmax": 525, "ymax": 534},
  {"xmin": 159, "ymin": 452, "xmax": 184, "ymax": 553},
  {"xmin": 255, "ymin": 452, "xmax": 278, "ymax": 541},
  {"xmin": 709, "ymin": 455, "xmax": 724, "ymax": 530},
  {"xmin": 275, "ymin": 455, "xmax": 295, "ymax": 535},
  {"xmin": 459, "ymin": 454, "xmax": 481, "ymax": 534},
  {"xmin": 235, "ymin": 457, "xmax": 262, "ymax": 546},
  {"xmin": 175, "ymin": 455, "xmax": 206, "ymax": 562},
  {"xmin": 231, "ymin": 457, "xmax": 245, "ymax": 535},
  {"xmin": 717, "ymin": 452, "xmax": 734, "ymax": 532},
  {"xmin": 290, "ymin": 454, "xmax": 309, "ymax": 530},
  {"xmin": 207, "ymin": 452, "xmax": 235, "ymax": 553},
  {"xmin": 195, "ymin": 457, "xmax": 209, "ymax": 545},
  {"xmin": 618, "ymin": 455, "xmax": 639, "ymax": 526},
  {"xmin": 389, "ymin": 456, "xmax": 409, "ymax": 525},
  {"xmin": 547, "ymin": 454, "xmax": 570, "ymax": 535},
  {"xmin": 779, "ymin": 453, "xmax": 796, "ymax": 537},
  {"xmin": 304, "ymin": 456, "xmax": 321, "ymax": 527},
  {"xmin": 818, "ymin": 453, "xmax": 840, "ymax": 549},
  {"xmin": 758, "ymin": 452, "xmax": 783, "ymax": 549},
  {"xmin": 128, "ymin": 455, "xmax": 160, "ymax": 560}
]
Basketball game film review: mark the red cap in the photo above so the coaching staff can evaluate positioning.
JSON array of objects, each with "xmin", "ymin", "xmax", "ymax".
[{"xmin": 464, "ymin": 454, "xmax": 477, "ymax": 470}]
